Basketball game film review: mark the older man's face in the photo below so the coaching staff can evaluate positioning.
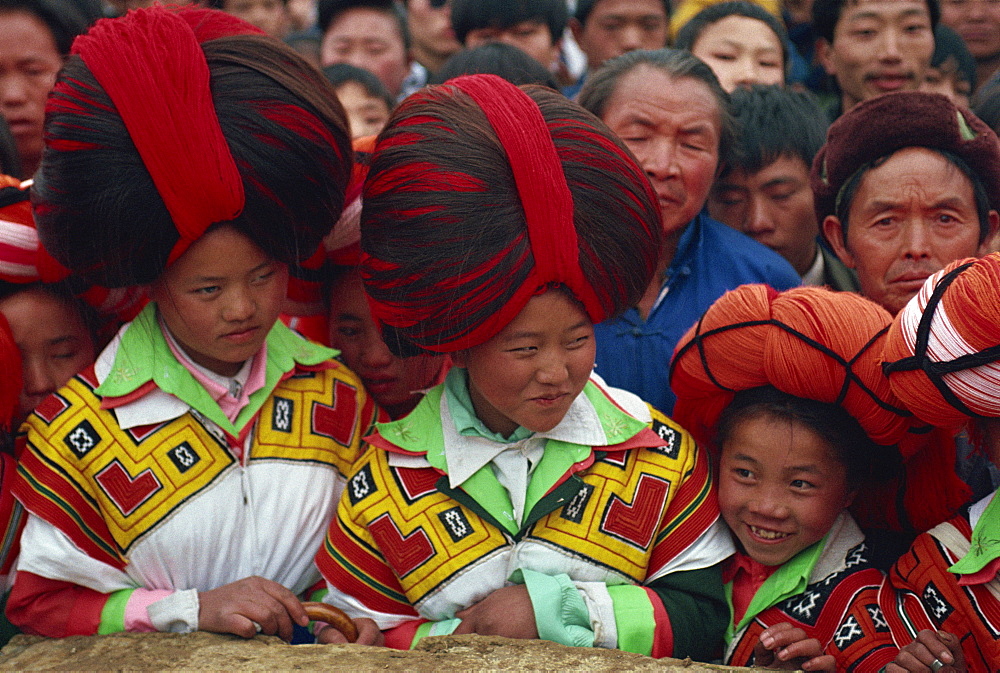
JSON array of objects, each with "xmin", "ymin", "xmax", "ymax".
[{"xmin": 823, "ymin": 147, "xmax": 997, "ymax": 314}]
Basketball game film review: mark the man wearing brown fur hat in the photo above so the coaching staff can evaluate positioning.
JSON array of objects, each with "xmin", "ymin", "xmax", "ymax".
[{"xmin": 813, "ymin": 90, "xmax": 999, "ymax": 317}]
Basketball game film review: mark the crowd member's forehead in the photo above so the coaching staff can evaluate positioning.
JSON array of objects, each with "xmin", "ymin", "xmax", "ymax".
[
  {"xmin": 449, "ymin": 0, "xmax": 568, "ymax": 45},
  {"xmin": 574, "ymin": 0, "xmax": 670, "ymax": 24},
  {"xmin": 602, "ymin": 65, "xmax": 723, "ymax": 134}
]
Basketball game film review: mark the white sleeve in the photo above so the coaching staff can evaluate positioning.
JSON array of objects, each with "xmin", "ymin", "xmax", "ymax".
[{"xmin": 16, "ymin": 513, "xmax": 136, "ymax": 593}]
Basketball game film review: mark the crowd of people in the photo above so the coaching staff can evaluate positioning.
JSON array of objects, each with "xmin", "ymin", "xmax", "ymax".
[{"xmin": 1, "ymin": 0, "xmax": 1000, "ymax": 670}]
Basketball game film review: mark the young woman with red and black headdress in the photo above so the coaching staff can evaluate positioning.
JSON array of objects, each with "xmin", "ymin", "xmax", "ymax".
[
  {"xmin": 8, "ymin": 6, "xmax": 380, "ymax": 643},
  {"xmin": 671, "ymin": 285, "xmax": 916, "ymax": 670},
  {"xmin": 314, "ymin": 74, "xmax": 734, "ymax": 659}
]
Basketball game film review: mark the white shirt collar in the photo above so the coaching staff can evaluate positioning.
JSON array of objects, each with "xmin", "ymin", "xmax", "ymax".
[
  {"xmin": 443, "ymin": 381, "xmax": 611, "ymax": 489},
  {"xmin": 800, "ymin": 247, "xmax": 825, "ymax": 286}
]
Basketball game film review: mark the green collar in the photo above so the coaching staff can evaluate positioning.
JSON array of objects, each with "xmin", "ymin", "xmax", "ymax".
[
  {"xmin": 725, "ymin": 533, "xmax": 828, "ymax": 643},
  {"xmin": 377, "ymin": 378, "xmax": 648, "ymax": 534},
  {"xmin": 96, "ymin": 302, "xmax": 337, "ymax": 436},
  {"xmin": 950, "ymin": 491, "xmax": 1000, "ymax": 576}
]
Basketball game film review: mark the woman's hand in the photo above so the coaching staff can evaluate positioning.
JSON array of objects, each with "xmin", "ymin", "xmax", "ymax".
[
  {"xmin": 198, "ymin": 576, "xmax": 308, "ymax": 641},
  {"xmin": 884, "ymin": 630, "xmax": 966, "ymax": 672},
  {"xmin": 752, "ymin": 622, "xmax": 836, "ymax": 671}
]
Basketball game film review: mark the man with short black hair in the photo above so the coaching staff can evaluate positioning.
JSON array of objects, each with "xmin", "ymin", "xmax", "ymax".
[
  {"xmin": 450, "ymin": 0, "xmax": 567, "ymax": 70},
  {"xmin": 403, "ymin": 0, "xmax": 460, "ymax": 79},
  {"xmin": 0, "ymin": 0, "xmax": 90, "ymax": 178},
  {"xmin": 565, "ymin": 0, "xmax": 669, "ymax": 97},
  {"xmin": 709, "ymin": 85, "xmax": 858, "ymax": 290},
  {"xmin": 318, "ymin": 0, "xmax": 412, "ymax": 99},
  {"xmin": 812, "ymin": 0, "xmax": 937, "ymax": 117},
  {"xmin": 939, "ymin": 0, "xmax": 1000, "ymax": 89}
]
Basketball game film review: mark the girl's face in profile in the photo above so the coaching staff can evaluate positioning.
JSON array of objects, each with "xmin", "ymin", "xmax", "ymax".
[
  {"xmin": 718, "ymin": 413, "xmax": 856, "ymax": 566},
  {"xmin": 453, "ymin": 289, "xmax": 595, "ymax": 438},
  {"xmin": 328, "ymin": 270, "xmax": 447, "ymax": 419},
  {"xmin": 0, "ymin": 287, "xmax": 95, "ymax": 427},
  {"xmin": 149, "ymin": 225, "xmax": 288, "ymax": 377}
]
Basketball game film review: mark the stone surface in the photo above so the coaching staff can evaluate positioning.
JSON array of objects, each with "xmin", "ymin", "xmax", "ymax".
[{"xmin": 0, "ymin": 632, "xmax": 790, "ymax": 671}]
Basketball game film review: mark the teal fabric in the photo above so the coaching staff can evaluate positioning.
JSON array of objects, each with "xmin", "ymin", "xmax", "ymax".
[{"xmin": 522, "ymin": 569, "xmax": 594, "ymax": 648}]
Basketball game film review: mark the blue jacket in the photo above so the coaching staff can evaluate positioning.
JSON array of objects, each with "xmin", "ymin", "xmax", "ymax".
[{"xmin": 594, "ymin": 211, "xmax": 801, "ymax": 413}]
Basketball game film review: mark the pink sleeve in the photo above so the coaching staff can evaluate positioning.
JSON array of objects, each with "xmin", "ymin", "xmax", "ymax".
[{"xmin": 124, "ymin": 588, "xmax": 175, "ymax": 631}]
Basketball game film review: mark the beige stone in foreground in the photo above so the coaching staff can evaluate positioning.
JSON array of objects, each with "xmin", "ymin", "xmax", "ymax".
[{"xmin": 0, "ymin": 632, "xmax": 791, "ymax": 671}]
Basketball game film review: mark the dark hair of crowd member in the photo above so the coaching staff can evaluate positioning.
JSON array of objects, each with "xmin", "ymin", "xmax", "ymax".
[
  {"xmin": 317, "ymin": 0, "xmax": 410, "ymax": 50},
  {"xmin": 450, "ymin": 0, "xmax": 568, "ymax": 46},
  {"xmin": 725, "ymin": 85, "xmax": 828, "ymax": 176},
  {"xmin": 715, "ymin": 386, "xmax": 884, "ymax": 490},
  {"xmin": 578, "ymin": 48, "xmax": 736, "ymax": 169},
  {"xmin": 674, "ymin": 0, "xmax": 789, "ymax": 71},
  {"xmin": 0, "ymin": 0, "xmax": 91, "ymax": 55},
  {"xmin": 323, "ymin": 63, "xmax": 396, "ymax": 111},
  {"xmin": 573, "ymin": 0, "xmax": 669, "ymax": 25},
  {"xmin": 835, "ymin": 148, "xmax": 993, "ymax": 243},
  {"xmin": 204, "ymin": 0, "xmax": 288, "ymax": 7},
  {"xmin": 811, "ymin": 0, "xmax": 939, "ymax": 43},
  {"xmin": 974, "ymin": 82, "xmax": 1000, "ymax": 136},
  {"xmin": 361, "ymin": 82, "xmax": 662, "ymax": 357},
  {"xmin": 431, "ymin": 42, "xmax": 560, "ymax": 88},
  {"xmin": 0, "ymin": 119, "xmax": 21, "ymax": 179},
  {"xmin": 931, "ymin": 24, "xmax": 976, "ymax": 96},
  {"xmin": 33, "ymin": 33, "xmax": 352, "ymax": 288}
]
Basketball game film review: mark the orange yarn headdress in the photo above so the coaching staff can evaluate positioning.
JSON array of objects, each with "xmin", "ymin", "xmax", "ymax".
[
  {"xmin": 884, "ymin": 254, "xmax": 1000, "ymax": 429},
  {"xmin": 670, "ymin": 285, "xmax": 910, "ymax": 450}
]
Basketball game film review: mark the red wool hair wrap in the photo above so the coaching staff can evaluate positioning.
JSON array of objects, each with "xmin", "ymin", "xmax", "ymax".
[
  {"xmin": 34, "ymin": 6, "xmax": 352, "ymax": 290},
  {"xmin": 670, "ymin": 285, "xmax": 910, "ymax": 450},
  {"xmin": 70, "ymin": 9, "xmax": 249, "ymax": 265},
  {"xmin": 447, "ymin": 75, "xmax": 604, "ymax": 336},
  {"xmin": 360, "ymin": 74, "xmax": 661, "ymax": 355}
]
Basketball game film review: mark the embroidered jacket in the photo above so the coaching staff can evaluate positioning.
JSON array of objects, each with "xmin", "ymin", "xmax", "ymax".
[
  {"xmin": 316, "ymin": 377, "xmax": 733, "ymax": 660},
  {"xmin": 725, "ymin": 512, "xmax": 898, "ymax": 670},
  {"xmin": 10, "ymin": 307, "xmax": 378, "ymax": 636},
  {"xmin": 887, "ymin": 492, "xmax": 1000, "ymax": 673}
]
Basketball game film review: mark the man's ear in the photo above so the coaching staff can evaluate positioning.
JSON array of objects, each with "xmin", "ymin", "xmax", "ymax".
[
  {"xmin": 978, "ymin": 210, "xmax": 1000, "ymax": 255},
  {"xmin": 815, "ymin": 38, "xmax": 836, "ymax": 76},
  {"xmin": 569, "ymin": 17, "xmax": 584, "ymax": 45},
  {"xmin": 822, "ymin": 215, "xmax": 856, "ymax": 269}
]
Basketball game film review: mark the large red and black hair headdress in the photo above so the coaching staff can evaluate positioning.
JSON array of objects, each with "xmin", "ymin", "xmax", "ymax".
[
  {"xmin": 33, "ymin": 6, "xmax": 352, "ymax": 289},
  {"xmin": 360, "ymin": 74, "xmax": 662, "ymax": 355}
]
